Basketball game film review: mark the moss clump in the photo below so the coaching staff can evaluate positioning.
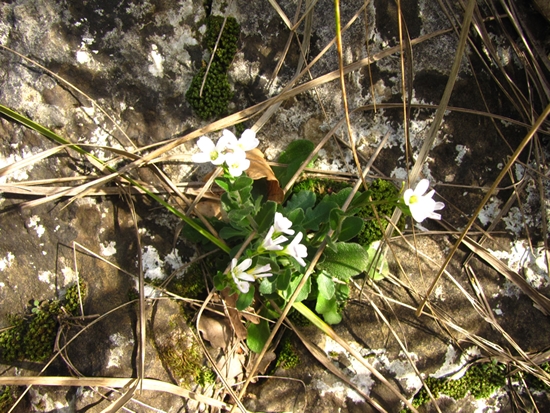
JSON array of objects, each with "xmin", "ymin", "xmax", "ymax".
[
  {"xmin": 157, "ymin": 341, "xmax": 213, "ymax": 387},
  {"xmin": 356, "ymin": 178, "xmax": 404, "ymax": 247},
  {"xmin": 167, "ymin": 261, "xmax": 210, "ymax": 299},
  {"xmin": 275, "ymin": 336, "xmax": 300, "ymax": 370},
  {"xmin": 204, "ymin": 16, "xmax": 240, "ymax": 70},
  {"xmin": 292, "ymin": 178, "xmax": 351, "ymax": 199},
  {"xmin": 405, "ymin": 362, "xmax": 507, "ymax": 411},
  {"xmin": 0, "ymin": 386, "xmax": 14, "ymax": 412},
  {"xmin": 0, "ymin": 281, "xmax": 87, "ymax": 363},
  {"xmin": 186, "ymin": 15, "xmax": 240, "ymax": 120}
]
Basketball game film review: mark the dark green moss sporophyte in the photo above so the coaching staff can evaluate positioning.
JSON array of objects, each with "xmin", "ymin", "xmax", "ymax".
[
  {"xmin": 186, "ymin": 15, "xmax": 241, "ymax": 120},
  {"xmin": 0, "ymin": 281, "xmax": 87, "ymax": 363}
]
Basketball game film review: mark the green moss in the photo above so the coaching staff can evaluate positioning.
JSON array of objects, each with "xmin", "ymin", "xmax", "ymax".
[
  {"xmin": 0, "ymin": 386, "xmax": 14, "ymax": 412},
  {"xmin": 356, "ymin": 178, "xmax": 404, "ymax": 247},
  {"xmin": 0, "ymin": 281, "xmax": 87, "ymax": 363},
  {"xmin": 292, "ymin": 177, "xmax": 404, "ymax": 247},
  {"xmin": 204, "ymin": 16, "xmax": 240, "ymax": 70},
  {"xmin": 275, "ymin": 336, "xmax": 300, "ymax": 370},
  {"xmin": 404, "ymin": 362, "xmax": 507, "ymax": 411},
  {"xmin": 167, "ymin": 261, "xmax": 209, "ymax": 299},
  {"xmin": 157, "ymin": 340, "xmax": 212, "ymax": 387},
  {"xmin": 186, "ymin": 15, "xmax": 240, "ymax": 120}
]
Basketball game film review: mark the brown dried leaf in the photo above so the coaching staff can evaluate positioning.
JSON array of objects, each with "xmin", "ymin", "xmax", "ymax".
[
  {"xmin": 198, "ymin": 315, "xmax": 232, "ymax": 349},
  {"xmin": 246, "ymin": 148, "xmax": 284, "ymax": 203}
]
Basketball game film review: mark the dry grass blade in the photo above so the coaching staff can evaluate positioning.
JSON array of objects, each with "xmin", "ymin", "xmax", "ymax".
[
  {"xmin": 417, "ymin": 101, "xmax": 550, "ymax": 316},
  {"xmin": 0, "ymin": 145, "xmax": 67, "ymax": 178},
  {"xmin": 266, "ymin": 0, "xmax": 292, "ymax": 29},
  {"xmin": 460, "ymin": 236, "xmax": 550, "ymax": 315},
  {"xmin": 0, "ymin": 377, "xmax": 234, "ymax": 410},
  {"xmin": 290, "ymin": 321, "xmax": 388, "ymax": 412},
  {"xmin": 100, "ymin": 378, "xmax": 141, "ymax": 413}
]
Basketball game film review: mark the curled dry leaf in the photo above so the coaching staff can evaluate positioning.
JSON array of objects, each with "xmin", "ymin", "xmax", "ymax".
[
  {"xmin": 198, "ymin": 315, "xmax": 232, "ymax": 349},
  {"xmin": 246, "ymin": 148, "xmax": 284, "ymax": 203}
]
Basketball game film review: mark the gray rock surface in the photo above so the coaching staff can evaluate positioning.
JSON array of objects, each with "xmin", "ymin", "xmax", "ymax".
[{"xmin": 1, "ymin": 0, "xmax": 550, "ymax": 412}]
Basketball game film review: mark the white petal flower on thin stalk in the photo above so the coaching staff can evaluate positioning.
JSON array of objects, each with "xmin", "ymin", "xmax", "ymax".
[
  {"xmin": 192, "ymin": 136, "xmax": 226, "ymax": 165},
  {"xmin": 235, "ymin": 129, "xmax": 259, "ymax": 152},
  {"xmin": 230, "ymin": 258, "xmax": 273, "ymax": 293},
  {"xmin": 225, "ymin": 150, "xmax": 251, "ymax": 177},
  {"xmin": 403, "ymin": 179, "xmax": 445, "ymax": 222},
  {"xmin": 282, "ymin": 232, "xmax": 308, "ymax": 267},
  {"xmin": 260, "ymin": 226, "xmax": 288, "ymax": 251},
  {"xmin": 273, "ymin": 212, "xmax": 295, "ymax": 236},
  {"xmin": 218, "ymin": 130, "xmax": 239, "ymax": 156}
]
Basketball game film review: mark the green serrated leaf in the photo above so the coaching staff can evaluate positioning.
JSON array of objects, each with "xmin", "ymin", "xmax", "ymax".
[
  {"xmin": 273, "ymin": 140, "xmax": 315, "ymax": 188},
  {"xmin": 247, "ymin": 319, "xmax": 271, "ymax": 353},
  {"xmin": 285, "ymin": 190, "xmax": 316, "ymax": 213},
  {"xmin": 322, "ymin": 187, "xmax": 355, "ymax": 207},
  {"xmin": 317, "ymin": 271, "xmax": 335, "ymax": 300},
  {"xmin": 287, "ymin": 208, "xmax": 305, "ymax": 228},
  {"xmin": 303, "ymin": 201, "xmax": 338, "ymax": 231},
  {"xmin": 236, "ymin": 285, "xmax": 255, "ymax": 311},
  {"xmin": 318, "ymin": 242, "xmax": 369, "ymax": 281}
]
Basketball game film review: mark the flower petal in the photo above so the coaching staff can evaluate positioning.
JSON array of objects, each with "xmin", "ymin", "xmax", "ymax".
[
  {"xmin": 238, "ymin": 129, "xmax": 259, "ymax": 151},
  {"xmin": 414, "ymin": 179, "xmax": 430, "ymax": 196}
]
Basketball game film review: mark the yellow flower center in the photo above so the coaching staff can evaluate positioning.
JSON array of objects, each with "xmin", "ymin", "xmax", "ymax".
[
  {"xmin": 409, "ymin": 195, "xmax": 418, "ymax": 204},
  {"xmin": 210, "ymin": 151, "xmax": 219, "ymax": 161}
]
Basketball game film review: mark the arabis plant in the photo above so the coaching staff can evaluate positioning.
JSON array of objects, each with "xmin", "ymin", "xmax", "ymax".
[{"xmin": 189, "ymin": 135, "xmax": 445, "ymax": 352}]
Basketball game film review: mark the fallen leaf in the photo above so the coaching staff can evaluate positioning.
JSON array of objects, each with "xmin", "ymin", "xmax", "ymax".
[
  {"xmin": 246, "ymin": 148, "xmax": 284, "ymax": 203},
  {"xmin": 198, "ymin": 315, "xmax": 232, "ymax": 349}
]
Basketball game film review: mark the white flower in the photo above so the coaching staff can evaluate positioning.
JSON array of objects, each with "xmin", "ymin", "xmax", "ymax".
[
  {"xmin": 282, "ymin": 232, "xmax": 308, "ymax": 267},
  {"xmin": 261, "ymin": 226, "xmax": 288, "ymax": 251},
  {"xmin": 225, "ymin": 150, "xmax": 250, "ymax": 176},
  {"xmin": 230, "ymin": 258, "xmax": 272, "ymax": 293},
  {"xmin": 273, "ymin": 212, "xmax": 295, "ymax": 235},
  {"xmin": 235, "ymin": 129, "xmax": 259, "ymax": 151},
  {"xmin": 403, "ymin": 179, "xmax": 445, "ymax": 222},
  {"xmin": 219, "ymin": 130, "xmax": 239, "ymax": 153},
  {"xmin": 192, "ymin": 136, "xmax": 226, "ymax": 165}
]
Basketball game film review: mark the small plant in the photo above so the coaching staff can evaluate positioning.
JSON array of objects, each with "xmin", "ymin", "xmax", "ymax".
[
  {"xmin": 186, "ymin": 129, "xmax": 445, "ymax": 353},
  {"xmin": 0, "ymin": 281, "xmax": 87, "ymax": 363}
]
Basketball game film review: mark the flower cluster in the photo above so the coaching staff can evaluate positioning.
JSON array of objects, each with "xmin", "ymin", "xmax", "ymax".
[
  {"xmin": 403, "ymin": 179, "xmax": 445, "ymax": 223},
  {"xmin": 192, "ymin": 129, "xmax": 258, "ymax": 176},
  {"xmin": 230, "ymin": 212, "xmax": 308, "ymax": 293}
]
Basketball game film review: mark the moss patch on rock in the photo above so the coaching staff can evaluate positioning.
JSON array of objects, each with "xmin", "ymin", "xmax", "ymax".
[
  {"xmin": 186, "ymin": 15, "xmax": 240, "ymax": 120},
  {"xmin": 0, "ymin": 281, "xmax": 87, "ymax": 363}
]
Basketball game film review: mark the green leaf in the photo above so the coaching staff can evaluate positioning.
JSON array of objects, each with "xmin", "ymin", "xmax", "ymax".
[
  {"xmin": 338, "ymin": 216, "xmax": 365, "ymax": 242},
  {"xmin": 247, "ymin": 319, "xmax": 271, "ymax": 353},
  {"xmin": 287, "ymin": 208, "xmax": 305, "ymax": 227},
  {"xmin": 277, "ymin": 267, "xmax": 292, "ymax": 291},
  {"xmin": 317, "ymin": 271, "xmax": 335, "ymax": 300},
  {"xmin": 228, "ymin": 206, "xmax": 254, "ymax": 222},
  {"xmin": 215, "ymin": 178, "xmax": 230, "ymax": 192},
  {"xmin": 219, "ymin": 226, "xmax": 248, "ymax": 240},
  {"xmin": 273, "ymin": 140, "xmax": 315, "ymax": 188},
  {"xmin": 329, "ymin": 208, "xmax": 344, "ymax": 231},
  {"xmin": 282, "ymin": 273, "xmax": 311, "ymax": 303},
  {"xmin": 322, "ymin": 187, "xmax": 354, "ymax": 207},
  {"xmin": 255, "ymin": 201, "xmax": 277, "ymax": 233},
  {"xmin": 350, "ymin": 190, "xmax": 373, "ymax": 209},
  {"xmin": 366, "ymin": 244, "xmax": 389, "ymax": 281},
  {"xmin": 285, "ymin": 190, "xmax": 316, "ymax": 213},
  {"xmin": 318, "ymin": 242, "xmax": 369, "ymax": 281},
  {"xmin": 236, "ymin": 285, "xmax": 255, "ymax": 311},
  {"xmin": 232, "ymin": 176, "xmax": 254, "ymax": 191},
  {"xmin": 315, "ymin": 294, "xmax": 342, "ymax": 324},
  {"xmin": 259, "ymin": 277, "xmax": 276, "ymax": 295},
  {"xmin": 303, "ymin": 201, "xmax": 338, "ymax": 231}
]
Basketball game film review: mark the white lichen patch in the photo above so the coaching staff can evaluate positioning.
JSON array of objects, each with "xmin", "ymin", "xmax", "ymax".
[
  {"xmin": 455, "ymin": 144, "xmax": 469, "ymax": 166},
  {"xmin": 489, "ymin": 240, "xmax": 549, "ymax": 293},
  {"xmin": 432, "ymin": 345, "xmax": 481, "ymax": 379},
  {"xmin": 29, "ymin": 387, "xmax": 70, "ymax": 412},
  {"xmin": 142, "ymin": 245, "xmax": 165, "ymax": 280},
  {"xmin": 100, "ymin": 241, "xmax": 117, "ymax": 257},
  {"xmin": 27, "ymin": 215, "xmax": 45, "ymax": 238},
  {"xmin": 148, "ymin": 44, "xmax": 164, "ymax": 77},
  {"xmin": 165, "ymin": 248, "xmax": 183, "ymax": 271},
  {"xmin": 106, "ymin": 332, "xmax": 134, "ymax": 369},
  {"xmin": 477, "ymin": 197, "xmax": 502, "ymax": 227},
  {"xmin": 38, "ymin": 270, "xmax": 56, "ymax": 290},
  {"xmin": 60, "ymin": 266, "xmax": 78, "ymax": 286},
  {"xmin": 0, "ymin": 252, "xmax": 15, "ymax": 271}
]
